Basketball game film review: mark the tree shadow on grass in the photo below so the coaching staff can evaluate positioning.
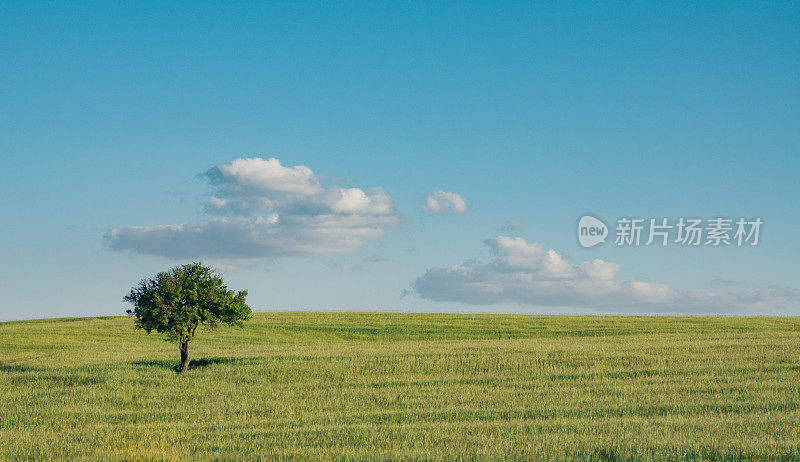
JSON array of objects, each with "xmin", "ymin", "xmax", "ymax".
[{"xmin": 132, "ymin": 357, "xmax": 248, "ymax": 373}]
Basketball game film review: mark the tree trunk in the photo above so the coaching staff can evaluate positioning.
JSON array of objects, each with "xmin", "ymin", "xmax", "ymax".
[{"xmin": 179, "ymin": 341, "xmax": 191, "ymax": 373}]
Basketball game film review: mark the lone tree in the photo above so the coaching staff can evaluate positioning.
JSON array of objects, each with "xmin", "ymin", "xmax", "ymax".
[{"xmin": 124, "ymin": 262, "xmax": 251, "ymax": 373}]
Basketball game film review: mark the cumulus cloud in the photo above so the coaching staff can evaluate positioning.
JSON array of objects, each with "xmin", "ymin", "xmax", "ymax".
[
  {"xmin": 413, "ymin": 236, "xmax": 800, "ymax": 313},
  {"xmin": 207, "ymin": 157, "xmax": 321, "ymax": 196},
  {"xmin": 106, "ymin": 157, "xmax": 399, "ymax": 259},
  {"xmin": 423, "ymin": 190, "xmax": 468, "ymax": 215}
]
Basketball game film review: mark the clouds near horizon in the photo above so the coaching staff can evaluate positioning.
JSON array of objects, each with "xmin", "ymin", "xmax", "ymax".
[{"xmin": 413, "ymin": 236, "xmax": 799, "ymax": 313}]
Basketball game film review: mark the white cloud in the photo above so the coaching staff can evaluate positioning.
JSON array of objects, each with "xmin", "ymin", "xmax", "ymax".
[
  {"xmin": 578, "ymin": 259, "xmax": 621, "ymax": 281},
  {"xmin": 413, "ymin": 236, "xmax": 800, "ymax": 314},
  {"xmin": 106, "ymin": 157, "xmax": 399, "ymax": 259},
  {"xmin": 423, "ymin": 190, "xmax": 468, "ymax": 215},
  {"xmin": 329, "ymin": 187, "xmax": 394, "ymax": 215},
  {"xmin": 207, "ymin": 157, "xmax": 321, "ymax": 196}
]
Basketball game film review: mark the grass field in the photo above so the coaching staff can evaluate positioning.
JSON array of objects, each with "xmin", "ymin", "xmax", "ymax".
[{"xmin": 2, "ymin": 312, "xmax": 800, "ymax": 460}]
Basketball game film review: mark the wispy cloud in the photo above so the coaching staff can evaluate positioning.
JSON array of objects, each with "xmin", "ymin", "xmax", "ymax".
[{"xmin": 500, "ymin": 220, "xmax": 526, "ymax": 233}]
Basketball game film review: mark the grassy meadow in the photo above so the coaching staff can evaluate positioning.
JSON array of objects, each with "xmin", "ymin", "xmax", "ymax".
[{"xmin": 2, "ymin": 312, "xmax": 800, "ymax": 460}]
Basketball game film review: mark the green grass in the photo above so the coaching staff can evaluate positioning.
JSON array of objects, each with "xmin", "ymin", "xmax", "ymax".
[{"xmin": 2, "ymin": 312, "xmax": 800, "ymax": 461}]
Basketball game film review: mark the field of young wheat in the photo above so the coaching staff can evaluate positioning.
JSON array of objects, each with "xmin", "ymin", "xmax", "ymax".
[{"xmin": 2, "ymin": 312, "xmax": 800, "ymax": 460}]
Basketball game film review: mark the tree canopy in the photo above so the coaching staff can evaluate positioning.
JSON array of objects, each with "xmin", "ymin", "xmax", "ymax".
[{"xmin": 124, "ymin": 262, "xmax": 251, "ymax": 372}]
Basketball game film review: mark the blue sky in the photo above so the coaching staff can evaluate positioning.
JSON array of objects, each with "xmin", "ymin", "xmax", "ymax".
[{"xmin": 1, "ymin": 2, "xmax": 798, "ymax": 320}]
